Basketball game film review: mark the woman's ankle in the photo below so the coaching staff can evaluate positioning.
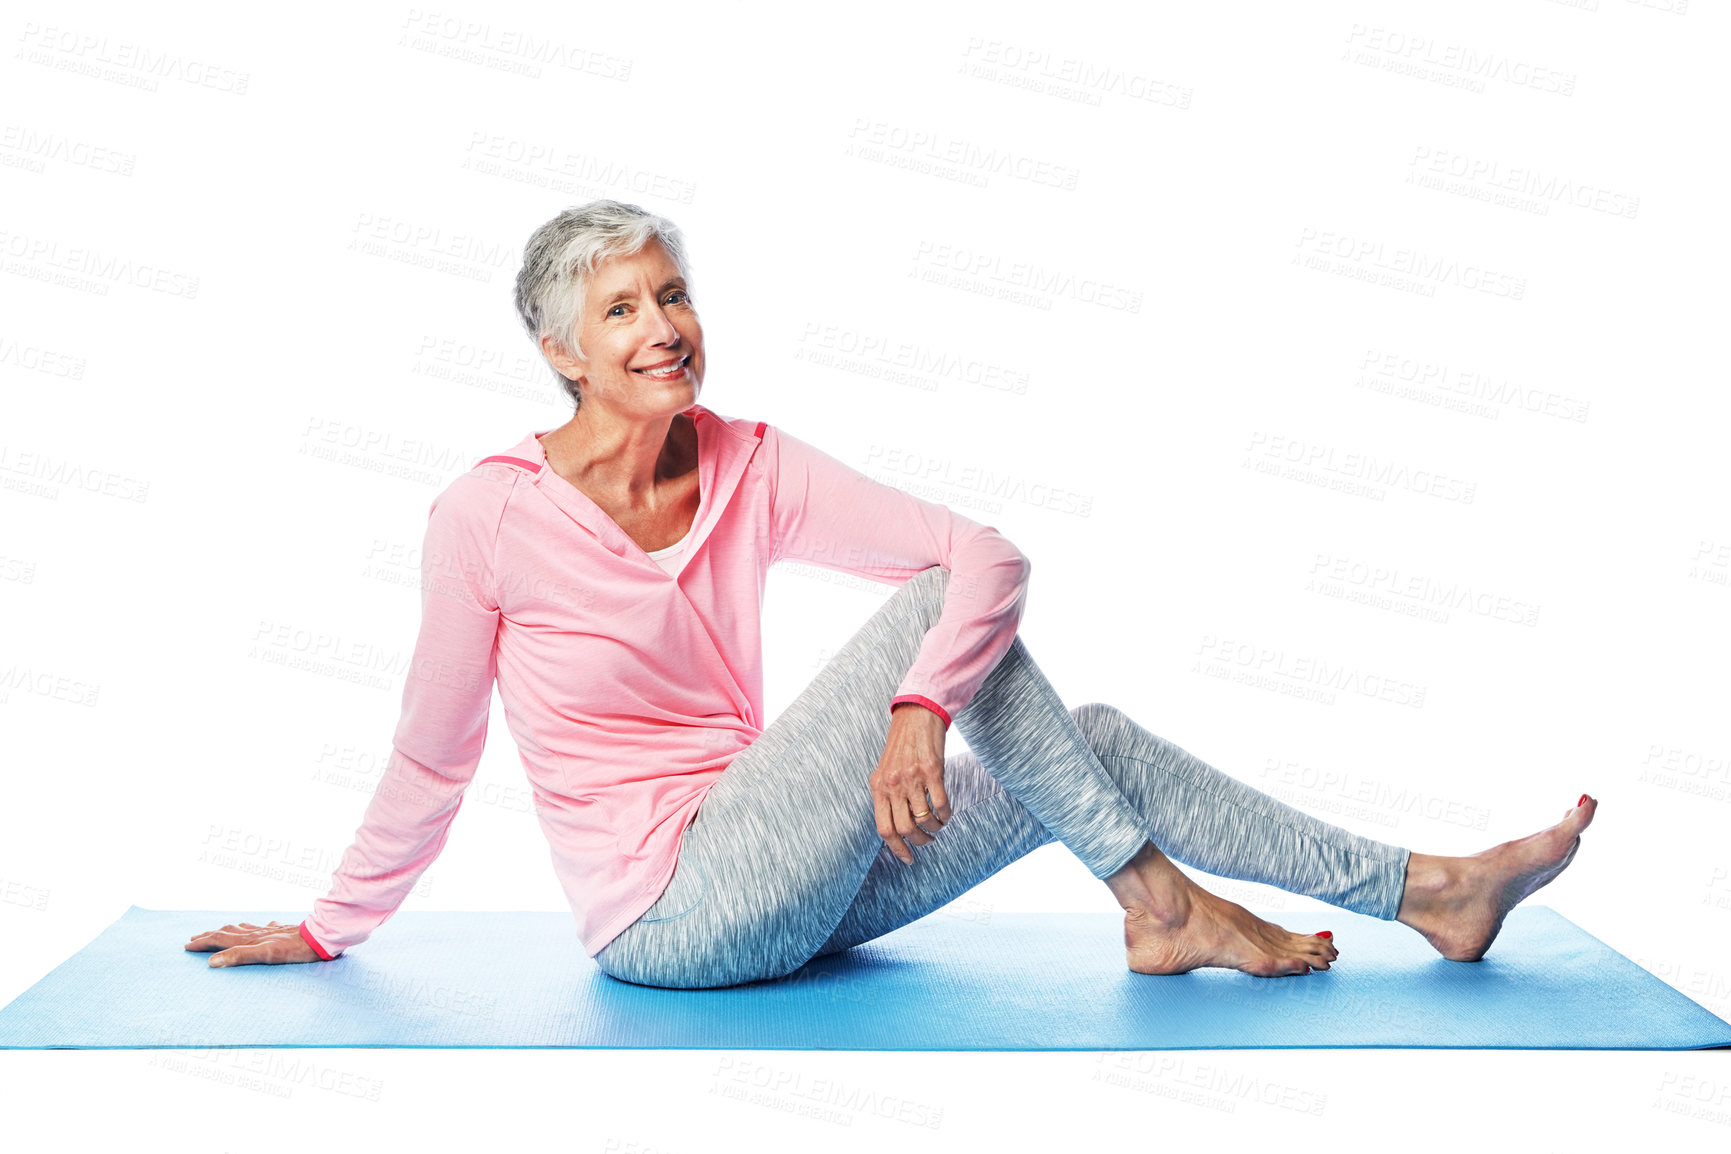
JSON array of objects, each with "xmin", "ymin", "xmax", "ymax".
[
  {"xmin": 1394, "ymin": 852, "xmax": 1462, "ymax": 925},
  {"xmin": 1104, "ymin": 842, "xmax": 1192, "ymax": 923}
]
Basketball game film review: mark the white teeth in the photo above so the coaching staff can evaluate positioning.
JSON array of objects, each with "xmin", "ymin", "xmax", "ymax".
[{"xmin": 638, "ymin": 357, "xmax": 686, "ymax": 377}]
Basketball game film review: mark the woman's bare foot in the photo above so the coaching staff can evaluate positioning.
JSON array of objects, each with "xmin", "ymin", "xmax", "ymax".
[
  {"xmin": 1396, "ymin": 794, "xmax": 1597, "ymax": 962},
  {"xmin": 1104, "ymin": 843, "xmax": 1339, "ymax": 978}
]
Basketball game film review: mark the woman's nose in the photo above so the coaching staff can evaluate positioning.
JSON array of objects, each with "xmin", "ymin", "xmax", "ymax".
[{"xmin": 648, "ymin": 304, "xmax": 681, "ymax": 344}]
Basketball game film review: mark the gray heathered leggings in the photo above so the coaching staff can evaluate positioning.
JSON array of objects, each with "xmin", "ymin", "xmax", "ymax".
[{"xmin": 593, "ymin": 566, "xmax": 1411, "ymax": 989}]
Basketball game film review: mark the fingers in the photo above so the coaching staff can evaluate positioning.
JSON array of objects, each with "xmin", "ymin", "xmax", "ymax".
[
  {"xmin": 892, "ymin": 795, "xmax": 936, "ymax": 848},
  {"xmin": 924, "ymin": 778, "xmax": 953, "ymax": 827},
  {"xmin": 209, "ymin": 944, "xmax": 262, "ymax": 968},
  {"xmin": 877, "ymin": 797, "xmax": 935, "ymax": 866},
  {"xmin": 203, "ymin": 927, "xmax": 318, "ymax": 967},
  {"xmin": 910, "ymin": 784, "xmax": 948, "ymax": 836},
  {"xmin": 185, "ymin": 928, "xmax": 252, "ymax": 952},
  {"xmin": 868, "ymin": 729, "xmax": 950, "ymax": 863},
  {"xmin": 209, "ymin": 940, "xmax": 291, "ymax": 967},
  {"xmin": 873, "ymin": 792, "xmax": 914, "ymax": 866},
  {"xmin": 184, "ymin": 921, "xmax": 303, "ymax": 955},
  {"xmin": 875, "ymin": 794, "xmax": 942, "ymax": 864}
]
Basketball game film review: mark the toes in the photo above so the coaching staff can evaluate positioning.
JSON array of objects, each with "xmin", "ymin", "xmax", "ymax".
[
  {"xmin": 1252, "ymin": 959, "xmax": 1309, "ymax": 978},
  {"xmin": 1250, "ymin": 954, "xmax": 1325, "ymax": 978}
]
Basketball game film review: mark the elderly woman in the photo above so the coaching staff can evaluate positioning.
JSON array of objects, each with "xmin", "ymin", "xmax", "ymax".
[{"xmin": 187, "ymin": 200, "xmax": 1596, "ymax": 988}]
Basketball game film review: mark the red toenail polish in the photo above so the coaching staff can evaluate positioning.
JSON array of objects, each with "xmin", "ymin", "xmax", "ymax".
[
  {"xmin": 1577, "ymin": 794, "xmax": 1588, "ymax": 807},
  {"xmin": 1317, "ymin": 931, "xmax": 1333, "ymax": 939}
]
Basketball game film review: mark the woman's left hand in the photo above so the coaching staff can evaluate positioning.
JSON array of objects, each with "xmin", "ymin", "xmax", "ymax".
[{"xmin": 869, "ymin": 702, "xmax": 952, "ymax": 865}]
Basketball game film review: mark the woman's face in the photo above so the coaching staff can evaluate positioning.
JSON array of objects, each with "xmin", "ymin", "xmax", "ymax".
[{"xmin": 550, "ymin": 237, "xmax": 704, "ymax": 417}]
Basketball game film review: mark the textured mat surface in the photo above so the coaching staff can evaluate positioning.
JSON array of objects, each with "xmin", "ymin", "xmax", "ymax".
[{"xmin": 2, "ymin": 905, "xmax": 1727, "ymax": 1050}]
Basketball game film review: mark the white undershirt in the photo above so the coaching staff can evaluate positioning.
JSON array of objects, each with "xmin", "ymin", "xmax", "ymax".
[{"xmin": 644, "ymin": 525, "xmax": 693, "ymax": 576}]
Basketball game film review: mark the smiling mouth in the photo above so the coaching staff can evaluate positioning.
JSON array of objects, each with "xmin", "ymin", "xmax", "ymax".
[{"xmin": 634, "ymin": 355, "xmax": 690, "ymax": 379}]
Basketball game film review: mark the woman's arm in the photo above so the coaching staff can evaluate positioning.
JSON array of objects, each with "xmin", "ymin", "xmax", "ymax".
[
  {"xmin": 188, "ymin": 472, "xmax": 509, "ymax": 967},
  {"xmin": 761, "ymin": 423, "xmax": 1031, "ymax": 729},
  {"xmin": 294, "ymin": 470, "xmax": 511, "ymax": 959}
]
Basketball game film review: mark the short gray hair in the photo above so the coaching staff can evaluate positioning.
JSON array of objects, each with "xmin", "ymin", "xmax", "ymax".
[{"xmin": 513, "ymin": 199, "xmax": 694, "ymax": 409}]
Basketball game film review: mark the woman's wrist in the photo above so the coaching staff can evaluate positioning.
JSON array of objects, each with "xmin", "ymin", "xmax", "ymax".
[
  {"xmin": 890, "ymin": 698, "xmax": 950, "ymax": 729},
  {"xmin": 298, "ymin": 919, "xmax": 339, "ymax": 961}
]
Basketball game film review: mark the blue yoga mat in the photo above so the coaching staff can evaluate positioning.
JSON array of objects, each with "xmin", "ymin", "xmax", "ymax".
[{"xmin": 1, "ymin": 905, "xmax": 1726, "ymax": 1050}]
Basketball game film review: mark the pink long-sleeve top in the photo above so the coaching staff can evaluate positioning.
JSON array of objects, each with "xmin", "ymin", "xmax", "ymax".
[{"xmin": 299, "ymin": 403, "xmax": 1031, "ymax": 960}]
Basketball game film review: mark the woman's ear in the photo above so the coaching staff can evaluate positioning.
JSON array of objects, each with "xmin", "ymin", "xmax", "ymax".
[{"xmin": 541, "ymin": 333, "xmax": 585, "ymax": 382}]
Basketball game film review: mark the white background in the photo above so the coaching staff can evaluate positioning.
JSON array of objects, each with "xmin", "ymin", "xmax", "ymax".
[{"xmin": 3, "ymin": 0, "xmax": 1728, "ymax": 1148}]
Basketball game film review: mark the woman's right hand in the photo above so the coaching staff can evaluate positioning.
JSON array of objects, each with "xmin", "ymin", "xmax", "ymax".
[{"xmin": 184, "ymin": 920, "xmax": 323, "ymax": 967}]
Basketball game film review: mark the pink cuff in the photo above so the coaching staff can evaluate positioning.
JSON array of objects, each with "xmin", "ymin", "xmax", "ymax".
[
  {"xmin": 890, "ymin": 694, "xmax": 952, "ymax": 729},
  {"xmin": 298, "ymin": 920, "xmax": 339, "ymax": 961}
]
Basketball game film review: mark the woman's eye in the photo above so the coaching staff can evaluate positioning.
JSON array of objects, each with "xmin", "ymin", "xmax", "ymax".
[
  {"xmin": 608, "ymin": 304, "xmax": 628, "ymax": 317},
  {"xmin": 666, "ymin": 289, "xmax": 690, "ymax": 305}
]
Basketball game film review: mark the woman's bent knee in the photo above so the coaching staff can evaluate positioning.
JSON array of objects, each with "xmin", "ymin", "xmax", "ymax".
[
  {"xmin": 1069, "ymin": 700, "xmax": 1127, "ymax": 737},
  {"xmin": 903, "ymin": 564, "xmax": 950, "ymax": 605},
  {"xmin": 1070, "ymin": 701, "xmax": 1174, "ymax": 762}
]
